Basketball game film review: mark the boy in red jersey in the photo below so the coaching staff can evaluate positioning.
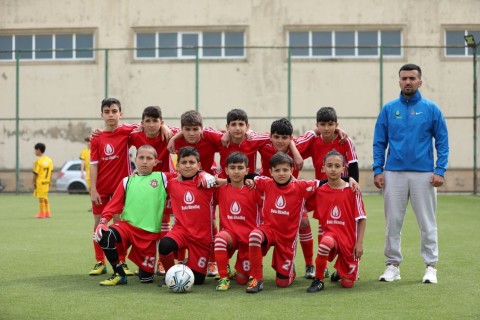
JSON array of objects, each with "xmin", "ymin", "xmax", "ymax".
[
  {"xmin": 307, "ymin": 150, "xmax": 366, "ymax": 292},
  {"xmin": 304, "ymin": 107, "xmax": 359, "ymax": 181},
  {"xmin": 130, "ymin": 106, "xmax": 179, "ymax": 275},
  {"xmin": 89, "ymin": 98, "xmax": 138, "ymax": 276},
  {"xmin": 246, "ymin": 152, "xmax": 318, "ymax": 293},
  {"xmin": 166, "ymin": 110, "xmax": 223, "ymax": 273},
  {"xmin": 157, "ymin": 146, "xmax": 217, "ymax": 286},
  {"xmin": 167, "ymin": 110, "xmax": 220, "ymax": 175},
  {"xmin": 167, "ymin": 109, "xmax": 274, "ymax": 276},
  {"xmin": 214, "ymin": 152, "xmax": 262, "ymax": 291},
  {"xmin": 304, "ymin": 107, "xmax": 359, "ymax": 278},
  {"xmin": 258, "ymin": 118, "xmax": 316, "ymax": 279},
  {"xmin": 94, "ymin": 145, "xmax": 168, "ymax": 286},
  {"xmin": 205, "ymin": 108, "xmax": 272, "ymax": 178}
]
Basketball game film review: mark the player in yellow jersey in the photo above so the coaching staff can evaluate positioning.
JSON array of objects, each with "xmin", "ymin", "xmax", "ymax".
[
  {"xmin": 33, "ymin": 143, "xmax": 53, "ymax": 218},
  {"xmin": 80, "ymin": 137, "xmax": 91, "ymax": 190},
  {"xmin": 80, "ymin": 137, "xmax": 92, "ymax": 212}
]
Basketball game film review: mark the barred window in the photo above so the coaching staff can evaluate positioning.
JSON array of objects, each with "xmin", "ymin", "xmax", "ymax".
[
  {"xmin": 288, "ymin": 30, "xmax": 402, "ymax": 58},
  {"xmin": 135, "ymin": 31, "xmax": 245, "ymax": 60},
  {"xmin": 445, "ymin": 30, "xmax": 480, "ymax": 56},
  {"xmin": 0, "ymin": 33, "xmax": 94, "ymax": 61}
]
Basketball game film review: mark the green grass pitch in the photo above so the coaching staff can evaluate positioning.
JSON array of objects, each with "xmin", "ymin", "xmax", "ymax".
[{"xmin": 0, "ymin": 194, "xmax": 479, "ymax": 319}]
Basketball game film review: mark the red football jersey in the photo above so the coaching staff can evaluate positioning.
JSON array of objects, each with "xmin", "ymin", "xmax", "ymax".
[
  {"xmin": 130, "ymin": 128, "xmax": 179, "ymax": 173},
  {"xmin": 315, "ymin": 184, "xmax": 366, "ymax": 251},
  {"xmin": 174, "ymin": 127, "xmax": 221, "ymax": 175},
  {"xmin": 214, "ymin": 184, "xmax": 262, "ymax": 244},
  {"xmin": 254, "ymin": 176, "xmax": 317, "ymax": 242},
  {"xmin": 167, "ymin": 178, "xmax": 216, "ymax": 243},
  {"xmin": 90, "ymin": 124, "xmax": 137, "ymax": 197},
  {"xmin": 203, "ymin": 130, "xmax": 270, "ymax": 178},
  {"xmin": 258, "ymin": 130, "xmax": 316, "ymax": 178},
  {"xmin": 304, "ymin": 135, "xmax": 358, "ymax": 180}
]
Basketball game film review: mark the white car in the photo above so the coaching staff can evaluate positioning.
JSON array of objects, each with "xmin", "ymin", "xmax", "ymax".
[
  {"xmin": 55, "ymin": 160, "xmax": 89, "ymax": 194},
  {"xmin": 55, "ymin": 159, "xmax": 136, "ymax": 194}
]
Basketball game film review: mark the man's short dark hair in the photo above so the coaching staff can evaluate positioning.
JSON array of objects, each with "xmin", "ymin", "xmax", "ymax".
[{"xmin": 399, "ymin": 64, "xmax": 422, "ymax": 79}]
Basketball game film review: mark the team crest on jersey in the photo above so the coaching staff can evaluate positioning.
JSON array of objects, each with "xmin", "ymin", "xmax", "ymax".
[
  {"xmin": 150, "ymin": 179, "xmax": 158, "ymax": 188},
  {"xmin": 275, "ymin": 195, "xmax": 286, "ymax": 209},
  {"xmin": 395, "ymin": 110, "xmax": 402, "ymax": 119},
  {"xmin": 230, "ymin": 201, "xmax": 241, "ymax": 215},
  {"xmin": 183, "ymin": 191, "xmax": 195, "ymax": 205},
  {"xmin": 330, "ymin": 206, "xmax": 341, "ymax": 219},
  {"xmin": 104, "ymin": 143, "xmax": 114, "ymax": 156}
]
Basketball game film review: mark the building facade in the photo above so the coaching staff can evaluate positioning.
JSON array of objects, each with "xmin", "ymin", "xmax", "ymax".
[{"xmin": 0, "ymin": 0, "xmax": 479, "ymax": 191}]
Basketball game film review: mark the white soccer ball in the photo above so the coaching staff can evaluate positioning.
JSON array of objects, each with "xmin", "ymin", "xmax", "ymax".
[{"xmin": 165, "ymin": 264, "xmax": 195, "ymax": 293}]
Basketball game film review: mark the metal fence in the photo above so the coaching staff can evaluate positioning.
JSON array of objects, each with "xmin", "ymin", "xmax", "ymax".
[{"xmin": 0, "ymin": 45, "xmax": 478, "ymax": 193}]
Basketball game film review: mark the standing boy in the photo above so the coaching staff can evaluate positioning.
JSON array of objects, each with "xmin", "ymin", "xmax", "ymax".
[
  {"xmin": 94, "ymin": 145, "xmax": 168, "ymax": 286},
  {"xmin": 80, "ymin": 137, "xmax": 92, "ymax": 211},
  {"xmin": 304, "ymin": 106, "xmax": 359, "ymax": 278},
  {"xmin": 246, "ymin": 152, "xmax": 317, "ymax": 293},
  {"xmin": 130, "ymin": 106, "xmax": 179, "ymax": 275},
  {"xmin": 307, "ymin": 150, "xmax": 366, "ymax": 293},
  {"xmin": 206, "ymin": 108, "xmax": 271, "ymax": 178},
  {"xmin": 167, "ymin": 110, "xmax": 221, "ymax": 175},
  {"xmin": 80, "ymin": 137, "xmax": 91, "ymax": 191},
  {"xmin": 166, "ymin": 110, "xmax": 223, "ymax": 273},
  {"xmin": 157, "ymin": 146, "xmax": 217, "ymax": 286},
  {"xmin": 89, "ymin": 98, "xmax": 137, "ymax": 276},
  {"xmin": 258, "ymin": 118, "xmax": 316, "ymax": 279},
  {"xmin": 214, "ymin": 152, "xmax": 262, "ymax": 291},
  {"xmin": 33, "ymin": 143, "xmax": 53, "ymax": 218},
  {"xmin": 373, "ymin": 64, "xmax": 449, "ymax": 284},
  {"xmin": 305, "ymin": 107, "xmax": 359, "ymax": 182}
]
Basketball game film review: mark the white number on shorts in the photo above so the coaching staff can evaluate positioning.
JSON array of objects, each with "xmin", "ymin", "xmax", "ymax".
[
  {"xmin": 198, "ymin": 257, "xmax": 207, "ymax": 268},
  {"xmin": 282, "ymin": 260, "xmax": 292, "ymax": 271},
  {"xmin": 141, "ymin": 256, "xmax": 156, "ymax": 268},
  {"xmin": 348, "ymin": 264, "xmax": 356, "ymax": 274},
  {"xmin": 243, "ymin": 260, "xmax": 251, "ymax": 272}
]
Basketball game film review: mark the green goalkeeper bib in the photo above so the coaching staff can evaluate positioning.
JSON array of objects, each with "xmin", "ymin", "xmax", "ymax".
[{"xmin": 121, "ymin": 172, "xmax": 167, "ymax": 233}]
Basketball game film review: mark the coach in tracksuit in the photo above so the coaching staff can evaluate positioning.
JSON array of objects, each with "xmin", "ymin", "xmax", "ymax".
[{"xmin": 372, "ymin": 63, "xmax": 449, "ymax": 285}]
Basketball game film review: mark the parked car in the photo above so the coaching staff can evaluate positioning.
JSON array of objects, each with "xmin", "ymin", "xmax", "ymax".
[
  {"xmin": 55, "ymin": 159, "xmax": 136, "ymax": 194},
  {"xmin": 55, "ymin": 160, "xmax": 89, "ymax": 194}
]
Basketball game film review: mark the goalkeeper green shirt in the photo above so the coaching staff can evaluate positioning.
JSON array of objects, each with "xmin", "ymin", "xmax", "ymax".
[{"xmin": 120, "ymin": 172, "xmax": 167, "ymax": 233}]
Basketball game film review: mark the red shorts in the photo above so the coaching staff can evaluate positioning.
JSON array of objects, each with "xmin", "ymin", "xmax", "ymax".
[
  {"xmin": 92, "ymin": 196, "xmax": 112, "ymax": 215},
  {"xmin": 324, "ymin": 231, "xmax": 359, "ymax": 281},
  {"xmin": 223, "ymin": 229, "xmax": 250, "ymax": 277},
  {"xmin": 166, "ymin": 226, "xmax": 212, "ymax": 275},
  {"xmin": 110, "ymin": 220, "xmax": 160, "ymax": 274},
  {"xmin": 258, "ymin": 226, "xmax": 296, "ymax": 279}
]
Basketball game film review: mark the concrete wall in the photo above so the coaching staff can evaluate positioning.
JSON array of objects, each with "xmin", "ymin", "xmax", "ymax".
[{"xmin": 1, "ymin": 0, "xmax": 479, "ymax": 191}]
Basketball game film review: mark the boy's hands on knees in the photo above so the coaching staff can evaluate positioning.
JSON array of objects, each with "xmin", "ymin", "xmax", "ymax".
[{"xmin": 354, "ymin": 242, "xmax": 364, "ymax": 260}]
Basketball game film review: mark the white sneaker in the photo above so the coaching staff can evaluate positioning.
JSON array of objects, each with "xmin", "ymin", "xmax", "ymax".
[
  {"xmin": 379, "ymin": 265, "xmax": 401, "ymax": 282},
  {"xmin": 422, "ymin": 266, "xmax": 437, "ymax": 284}
]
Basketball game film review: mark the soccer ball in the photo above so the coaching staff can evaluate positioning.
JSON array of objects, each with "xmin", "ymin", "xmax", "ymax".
[{"xmin": 165, "ymin": 264, "xmax": 195, "ymax": 293}]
